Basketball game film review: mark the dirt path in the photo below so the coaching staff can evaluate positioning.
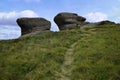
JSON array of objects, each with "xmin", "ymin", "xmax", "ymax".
[
  {"xmin": 58, "ymin": 40, "xmax": 78, "ymax": 80},
  {"xmin": 56, "ymin": 29, "xmax": 96, "ymax": 80}
]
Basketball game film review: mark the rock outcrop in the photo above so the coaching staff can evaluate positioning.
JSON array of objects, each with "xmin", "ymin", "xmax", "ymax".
[
  {"xmin": 17, "ymin": 18, "xmax": 51, "ymax": 35},
  {"xmin": 54, "ymin": 12, "xmax": 86, "ymax": 30},
  {"xmin": 97, "ymin": 20, "xmax": 115, "ymax": 25}
]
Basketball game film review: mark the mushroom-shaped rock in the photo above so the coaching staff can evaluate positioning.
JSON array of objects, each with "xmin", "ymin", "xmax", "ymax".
[
  {"xmin": 54, "ymin": 12, "xmax": 86, "ymax": 30},
  {"xmin": 17, "ymin": 18, "xmax": 51, "ymax": 35}
]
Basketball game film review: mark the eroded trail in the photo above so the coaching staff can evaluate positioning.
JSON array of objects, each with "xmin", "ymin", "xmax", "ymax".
[
  {"xmin": 59, "ymin": 40, "xmax": 79, "ymax": 80},
  {"xmin": 56, "ymin": 29, "xmax": 96, "ymax": 80}
]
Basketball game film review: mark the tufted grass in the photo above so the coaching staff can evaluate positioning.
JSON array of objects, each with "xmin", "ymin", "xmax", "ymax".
[
  {"xmin": 0, "ymin": 24, "xmax": 120, "ymax": 80},
  {"xmin": 71, "ymin": 25, "xmax": 120, "ymax": 80},
  {"xmin": 0, "ymin": 29, "xmax": 84, "ymax": 80}
]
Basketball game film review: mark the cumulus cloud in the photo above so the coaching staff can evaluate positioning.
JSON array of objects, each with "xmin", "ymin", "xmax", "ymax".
[
  {"xmin": 0, "ymin": 10, "xmax": 38, "ymax": 26},
  {"xmin": 0, "ymin": 25, "xmax": 21, "ymax": 40},
  {"xmin": 0, "ymin": 10, "xmax": 39, "ymax": 40},
  {"xmin": 84, "ymin": 12, "xmax": 108, "ymax": 22}
]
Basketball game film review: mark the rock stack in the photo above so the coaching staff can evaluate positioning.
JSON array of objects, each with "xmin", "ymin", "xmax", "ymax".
[
  {"xmin": 17, "ymin": 18, "xmax": 51, "ymax": 35},
  {"xmin": 54, "ymin": 12, "xmax": 86, "ymax": 30}
]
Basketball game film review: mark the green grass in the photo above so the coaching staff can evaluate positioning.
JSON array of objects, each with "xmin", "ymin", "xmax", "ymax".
[
  {"xmin": 0, "ymin": 24, "xmax": 120, "ymax": 80},
  {"xmin": 71, "ymin": 25, "xmax": 120, "ymax": 80}
]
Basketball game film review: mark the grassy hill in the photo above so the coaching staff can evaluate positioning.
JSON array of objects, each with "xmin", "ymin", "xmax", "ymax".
[{"xmin": 0, "ymin": 24, "xmax": 120, "ymax": 80}]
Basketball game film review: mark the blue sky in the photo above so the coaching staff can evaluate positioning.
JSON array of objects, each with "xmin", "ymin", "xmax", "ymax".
[{"xmin": 0, "ymin": 0, "xmax": 120, "ymax": 40}]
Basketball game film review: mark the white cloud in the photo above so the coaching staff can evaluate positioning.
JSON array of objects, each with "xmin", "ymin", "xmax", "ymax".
[
  {"xmin": 84, "ymin": 12, "xmax": 108, "ymax": 22},
  {"xmin": 109, "ymin": 7, "xmax": 120, "ymax": 23},
  {"xmin": 50, "ymin": 23, "xmax": 59, "ymax": 31},
  {"xmin": 0, "ymin": 25, "xmax": 21, "ymax": 40},
  {"xmin": 114, "ymin": 17, "xmax": 120, "ymax": 23},
  {"xmin": 0, "ymin": 10, "xmax": 38, "ymax": 26},
  {"xmin": 0, "ymin": 10, "xmax": 39, "ymax": 40}
]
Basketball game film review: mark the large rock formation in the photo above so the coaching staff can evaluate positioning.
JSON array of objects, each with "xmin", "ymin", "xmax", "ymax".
[
  {"xmin": 17, "ymin": 18, "xmax": 51, "ymax": 35},
  {"xmin": 54, "ymin": 12, "xmax": 86, "ymax": 30}
]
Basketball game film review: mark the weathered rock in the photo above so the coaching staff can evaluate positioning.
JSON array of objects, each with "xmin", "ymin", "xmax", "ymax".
[
  {"xmin": 54, "ymin": 12, "xmax": 86, "ymax": 30},
  {"xmin": 17, "ymin": 18, "xmax": 51, "ymax": 35},
  {"xmin": 81, "ymin": 20, "xmax": 117, "ymax": 28},
  {"xmin": 59, "ymin": 24, "xmax": 77, "ymax": 30},
  {"xmin": 97, "ymin": 20, "xmax": 115, "ymax": 25},
  {"xmin": 77, "ymin": 16, "xmax": 86, "ymax": 22}
]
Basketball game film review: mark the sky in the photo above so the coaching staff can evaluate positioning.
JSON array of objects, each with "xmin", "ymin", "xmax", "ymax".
[{"xmin": 0, "ymin": 0, "xmax": 120, "ymax": 40}]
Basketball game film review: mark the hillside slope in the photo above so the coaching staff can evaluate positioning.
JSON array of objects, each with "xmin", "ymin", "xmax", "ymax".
[{"xmin": 0, "ymin": 25, "xmax": 120, "ymax": 80}]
